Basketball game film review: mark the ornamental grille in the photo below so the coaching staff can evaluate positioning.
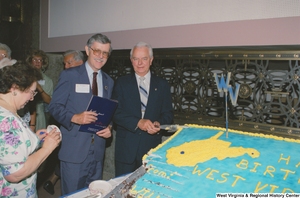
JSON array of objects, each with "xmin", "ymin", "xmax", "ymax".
[{"xmin": 104, "ymin": 48, "xmax": 300, "ymax": 137}]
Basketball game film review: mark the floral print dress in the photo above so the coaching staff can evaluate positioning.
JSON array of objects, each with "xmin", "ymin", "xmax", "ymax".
[{"xmin": 0, "ymin": 107, "xmax": 40, "ymax": 198}]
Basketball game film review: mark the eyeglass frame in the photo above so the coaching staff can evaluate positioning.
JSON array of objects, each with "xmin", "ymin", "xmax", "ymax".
[
  {"xmin": 89, "ymin": 47, "xmax": 110, "ymax": 58},
  {"xmin": 32, "ymin": 58, "xmax": 43, "ymax": 63},
  {"xmin": 28, "ymin": 89, "xmax": 38, "ymax": 97},
  {"xmin": 1, "ymin": 54, "xmax": 7, "ymax": 58}
]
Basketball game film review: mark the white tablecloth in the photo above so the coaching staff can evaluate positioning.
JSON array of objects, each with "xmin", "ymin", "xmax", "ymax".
[{"xmin": 60, "ymin": 175, "xmax": 129, "ymax": 198}]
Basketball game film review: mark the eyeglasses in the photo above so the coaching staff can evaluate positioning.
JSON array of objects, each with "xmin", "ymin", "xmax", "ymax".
[
  {"xmin": 32, "ymin": 58, "xmax": 43, "ymax": 63},
  {"xmin": 1, "ymin": 54, "xmax": 7, "ymax": 58},
  {"xmin": 29, "ymin": 89, "xmax": 38, "ymax": 97},
  {"xmin": 89, "ymin": 47, "xmax": 109, "ymax": 58}
]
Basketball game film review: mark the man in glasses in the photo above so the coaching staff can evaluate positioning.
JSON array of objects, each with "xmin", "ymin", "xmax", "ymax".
[
  {"xmin": 48, "ymin": 33, "xmax": 114, "ymax": 195},
  {"xmin": 43, "ymin": 49, "xmax": 85, "ymax": 195}
]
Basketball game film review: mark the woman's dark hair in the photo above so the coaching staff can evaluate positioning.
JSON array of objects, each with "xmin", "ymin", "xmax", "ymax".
[{"xmin": 0, "ymin": 61, "xmax": 42, "ymax": 94}]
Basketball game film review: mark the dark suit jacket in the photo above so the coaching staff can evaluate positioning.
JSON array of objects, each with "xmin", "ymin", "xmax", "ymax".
[
  {"xmin": 112, "ymin": 73, "xmax": 173, "ymax": 164},
  {"xmin": 48, "ymin": 64, "xmax": 114, "ymax": 163}
]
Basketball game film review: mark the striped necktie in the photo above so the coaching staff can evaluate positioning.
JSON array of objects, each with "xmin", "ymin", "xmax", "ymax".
[{"xmin": 139, "ymin": 77, "xmax": 148, "ymax": 114}]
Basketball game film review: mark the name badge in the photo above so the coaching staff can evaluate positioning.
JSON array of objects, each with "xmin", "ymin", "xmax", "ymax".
[{"xmin": 76, "ymin": 84, "xmax": 90, "ymax": 93}]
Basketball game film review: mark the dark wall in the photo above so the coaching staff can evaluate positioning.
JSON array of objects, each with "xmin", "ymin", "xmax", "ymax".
[{"xmin": 0, "ymin": 0, "xmax": 39, "ymax": 60}]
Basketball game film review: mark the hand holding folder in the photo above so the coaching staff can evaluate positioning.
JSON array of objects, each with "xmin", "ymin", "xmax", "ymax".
[{"xmin": 79, "ymin": 95, "xmax": 118, "ymax": 133}]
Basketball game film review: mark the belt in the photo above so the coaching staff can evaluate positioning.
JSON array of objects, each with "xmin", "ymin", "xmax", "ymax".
[{"xmin": 91, "ymin": 135, "xmax": 94, "ymax": 144}]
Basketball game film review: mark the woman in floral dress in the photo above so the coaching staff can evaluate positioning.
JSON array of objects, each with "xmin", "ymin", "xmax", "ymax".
[{"xmin": 0, "ymin": 61, "xmax": 61, "ymax": 198}]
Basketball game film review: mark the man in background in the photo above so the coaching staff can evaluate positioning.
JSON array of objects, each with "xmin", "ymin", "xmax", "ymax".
[
  {"xmin": 112, "ymin": 41, "xmax": 173, "ymax": 176},
  {"xmin": 43, "ymin": 49, "xmax": 85, "ymax": 195},
  {"xmin": 48, "ymin": 33, "xmax": 114, "ymax": 195},
  {"xmin": 63, "ymin": 50, "xmax": 85, "ymax": 69}
]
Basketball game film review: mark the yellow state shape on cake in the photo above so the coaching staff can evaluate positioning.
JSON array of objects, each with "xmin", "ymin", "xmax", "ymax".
[{"xmin": 166, "ymin": 131, "xmax": 260, "ymax": 167}]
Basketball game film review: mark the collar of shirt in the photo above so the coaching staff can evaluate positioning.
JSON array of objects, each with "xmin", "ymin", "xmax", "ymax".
[
  {"xmin": 135, "ymin": 71, "xmax": 151, "ymax": 84},
  {"xmin": 135, "ymin": 71, "xmax": 151, "ymax": 92}
]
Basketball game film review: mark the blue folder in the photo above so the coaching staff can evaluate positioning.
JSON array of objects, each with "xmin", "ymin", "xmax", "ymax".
[{"xmin": 79, "ymin": 95, "xmax": 118, "ymax": 133}]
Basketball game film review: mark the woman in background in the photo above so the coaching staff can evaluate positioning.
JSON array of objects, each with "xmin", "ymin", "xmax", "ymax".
[
  {"xmin": 26, "ymin": 50, "xmax": 53, "ymax": 131},
  {"xmin": 0, "ymin": 62, "xmax": 61, "ymax": 197}
]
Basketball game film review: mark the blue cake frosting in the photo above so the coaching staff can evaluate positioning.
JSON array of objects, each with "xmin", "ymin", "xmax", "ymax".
[{"xmin": 129, "ymin": 125, "xmax": 300, "ymax": 197}]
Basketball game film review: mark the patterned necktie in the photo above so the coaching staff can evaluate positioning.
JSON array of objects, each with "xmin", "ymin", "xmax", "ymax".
[
  {"xmin": 92, "ymin": 72, "xmax": 98, "ymax": 96},
  {"xmin": 139, "ymin": 77, "xmax": 148, "ymax": 113}
]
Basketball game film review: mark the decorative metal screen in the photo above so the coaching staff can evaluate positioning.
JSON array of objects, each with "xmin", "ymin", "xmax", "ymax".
[{"xmin": 104, "ymin": 48, "xmax": 300, "ymax": 137}]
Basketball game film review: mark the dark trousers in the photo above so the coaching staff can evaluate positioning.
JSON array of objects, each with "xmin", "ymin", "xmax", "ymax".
[
  {"xmin": 60, "ymin": 144, "xmax": 103, "ymax": 195},
  {"xmin": 115, "ymin": 148, "xmax": 144, "ymax": 177}
]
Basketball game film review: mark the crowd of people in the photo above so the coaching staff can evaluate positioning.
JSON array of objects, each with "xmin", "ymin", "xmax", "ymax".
[{"xmin": 0, "ymin": 33, "xmax": 174, "ymax": 197}]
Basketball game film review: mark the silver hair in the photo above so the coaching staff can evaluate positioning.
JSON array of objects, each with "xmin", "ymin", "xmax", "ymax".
[
  {"xmin": 130, "ymin": 42, "xmax": 153, "ymax": 58},
  {"xmin": 63, "ymin": 50, "xmax": 85, "ymax": 62},
  {"xmin": 86, "ymin": 33, "xmax": 112, "ymax": 54}
]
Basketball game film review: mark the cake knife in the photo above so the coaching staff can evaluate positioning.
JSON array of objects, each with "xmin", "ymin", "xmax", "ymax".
[
  {"xmin": 82, "ymin": 194, "xmax": 100, "ymax": 198},
  {"xmin": 160, "ymin": 124, "xmax": 188, "ymax": 132}
]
